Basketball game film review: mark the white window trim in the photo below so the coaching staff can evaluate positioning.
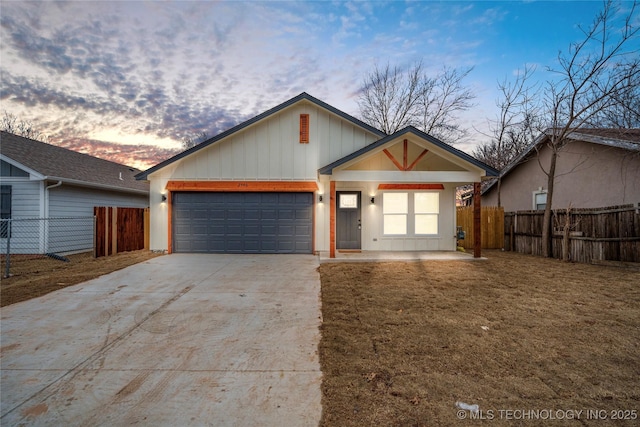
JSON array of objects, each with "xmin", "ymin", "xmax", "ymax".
[
  {"xmin": 382, "ymin": 191, "xmax": 439, "ymax": 237},
  {"xmin": 532, "ymin": 189, "xmax": 547, "ymax": 210}
]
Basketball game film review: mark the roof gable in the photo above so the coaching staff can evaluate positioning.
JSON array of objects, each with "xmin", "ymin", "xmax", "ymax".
[
  {"xmin": 319, "ymin": 126, "xmax": 499, "ymax": 176},
  {"xmin": 136, "ymin": 92, "xmax": 385, "ymax": 180},
  {"xmin": 0, "ymin": 131, "xmax": 149, "ymax": 194}
]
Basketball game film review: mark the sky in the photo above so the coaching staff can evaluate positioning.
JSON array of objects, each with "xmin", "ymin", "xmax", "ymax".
[{"xmin": 0, "ymin": 0, "xmax": 636, "ymax": 170}]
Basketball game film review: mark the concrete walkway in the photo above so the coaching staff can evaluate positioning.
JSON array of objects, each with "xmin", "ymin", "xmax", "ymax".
[
  {"xmin": 1, "ymin": 254, "xmax": 322, "ymax": 426},
  {"xmin": 318, "ymin": 250, "xmax": 484, "ymax": 263}
]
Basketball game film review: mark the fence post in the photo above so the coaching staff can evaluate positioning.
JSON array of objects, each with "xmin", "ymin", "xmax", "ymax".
[
  {"xmin": 93, "ymin": 215, "xmax": 97, "ymax": 258},
  {"xmin": 4, "ymin": 220, "xmax": 10, "ymax": 278}
]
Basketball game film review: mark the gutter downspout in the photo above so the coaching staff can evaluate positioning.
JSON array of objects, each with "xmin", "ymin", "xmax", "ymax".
[
  {"xmin": 45, "ymin": 180, "xmax": 63, "ymax": 214},
  {"xmin": 43, "ymin": 180, "xmax": 62, "ymax": 253}
]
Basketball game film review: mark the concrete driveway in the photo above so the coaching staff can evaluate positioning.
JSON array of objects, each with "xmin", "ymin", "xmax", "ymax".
[{"xmin": 1, "ymin": 254, "xmax": 322, "ymax": 426}]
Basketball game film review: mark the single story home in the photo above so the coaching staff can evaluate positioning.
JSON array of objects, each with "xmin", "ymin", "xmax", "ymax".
[
  {"xmin": 1, "ymin": 131, "xmax": 149, "ymax": 254},
  {"xmin": 136, "ymin": 93, "xmax": 497, "ymax": 257},
  {"xmin": 482, "ymin": 128, "xmax": 640, "ymax": 211}
]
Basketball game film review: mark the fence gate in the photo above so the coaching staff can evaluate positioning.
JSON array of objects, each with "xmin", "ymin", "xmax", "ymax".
[
  {"xmin": 94, "ymin": 207, "xmax": 148, "ymax": 257},
  {"xmin": 456, "ymin": 206, "xmax": 505, "ymax": 250}
]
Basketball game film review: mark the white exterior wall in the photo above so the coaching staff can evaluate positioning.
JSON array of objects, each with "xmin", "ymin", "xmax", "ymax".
[
  {"xmin": 315, "ymin": 181, "xmax": 457, "ymax": 252},
  {"xmin": 147, "ymin": 102, "xmax": 380, "ymax": 251}
]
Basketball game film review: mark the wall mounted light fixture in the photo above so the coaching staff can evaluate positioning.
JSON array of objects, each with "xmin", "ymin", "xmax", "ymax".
[
  {"xmin": 370, "ymin": 197, "xmax": 375, "ymax": 204},
  {"xmin": 318, "ymin": 194, "xmax": 323, "ymax": 203},
  {"xmin": 161, "ymin": 194, "xmax": 167, "ymax": 203}
]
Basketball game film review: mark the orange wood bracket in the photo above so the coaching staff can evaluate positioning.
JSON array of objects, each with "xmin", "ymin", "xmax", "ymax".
[
  {"xmin": 378, "ymin": 184, "xmax": 444, "ymax": 190},
  {"xmin": 383, "ymin": 139, "xmax": 428, "ymax": 171},
  {"xmin": 166, "ymin": 181, "xmax": 319, "ymax": 192}
]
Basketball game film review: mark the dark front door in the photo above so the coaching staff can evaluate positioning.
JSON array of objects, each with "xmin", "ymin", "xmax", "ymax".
[{"xmin": 336, "ymin": 191, "xmax": 361, "ymax": 250}]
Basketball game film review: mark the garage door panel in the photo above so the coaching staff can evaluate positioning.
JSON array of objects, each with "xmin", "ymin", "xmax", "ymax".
[
  {"xmin": 279, "ymin": 210, "xmax": 294, "ymax": 220},
  {"xmin": 172, "ymin": 192, "xmax": 312, "ymax": 254}
]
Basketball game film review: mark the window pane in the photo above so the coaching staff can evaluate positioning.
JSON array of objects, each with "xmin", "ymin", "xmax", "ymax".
[
  {"xmin": 384, "ymin": 215, "xmax": 407, "ymax": 234},
  {"xmin": 415, "ymin": 214, "xmax": 438, "ymax": 234},
  {"xmin": 535, "ymin": 192, "xmax": 547, "ymax": 210},
  {"xmin": 339, "ymin": 194, "xmax": 358, "ymax": 208},
  {"xmin": 415, "ymin": 192, "xmax": 439, "ymax": 213},
  {"xmin": 383, "ymin": 192, "xmax": 408, "ymax": 214}
]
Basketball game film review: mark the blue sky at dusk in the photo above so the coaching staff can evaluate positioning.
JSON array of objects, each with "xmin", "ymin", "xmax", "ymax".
[{"xmin": 0, "ymin": 1, "xmax": 634, "ymax": 169}]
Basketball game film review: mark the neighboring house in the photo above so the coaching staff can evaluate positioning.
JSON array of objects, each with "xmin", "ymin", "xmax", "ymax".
[
  {"xmin": 482, "ymin": 129, "xmax": 640, "ymax": 212},
  {"xmin": 0, "ymin": 131, "xmax": 149, "ymax": 254},
  {"xmin": 137, "ymin": 93, "xmax": 497, "ymax": 256}
]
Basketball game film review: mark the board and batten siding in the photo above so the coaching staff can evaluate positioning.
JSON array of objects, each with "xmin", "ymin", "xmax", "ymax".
[
  {"xmin": 147, "ymin": 101, "xmax": 380, "ymax": 252},
  {"xmin": 157, "ymin": 102, "xmax": 379, "ymax": 181},
  {"xmin": 317, "ymin": 180, "xmax": 457, "ymax": 252}
]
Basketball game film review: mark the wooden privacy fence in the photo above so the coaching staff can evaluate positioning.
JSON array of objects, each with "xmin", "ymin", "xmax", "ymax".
[
  {"xmin": 504, "ymin": 204, "xmax": 640, "ymax": 264},
  {"xmin": 456, "ymin": 206, "xmax": 504, "ymax": 249},
  {"xmin": 94, "ymin": 207, "xmax": 149, "ymax": 257}
]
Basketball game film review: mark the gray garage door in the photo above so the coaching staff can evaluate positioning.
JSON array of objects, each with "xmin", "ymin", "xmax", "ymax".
[{"xmin": 172, "ymin": 192, "xmax": 313, "ymax": 253}]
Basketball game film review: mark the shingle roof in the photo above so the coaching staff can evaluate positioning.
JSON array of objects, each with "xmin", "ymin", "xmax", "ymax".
[
  {"xmin": 318, "ymin": 126, "xmax": 500, "ymax": 176},
  {"xmin": 0, "ymin": 131, "xmax": 149, "ymax": 194},
  {"xmin": 135, "ymin": 92, "xmax": 386, "ymax": 180},
  {"xmin": 482, "ymin": 128, "xmax": 640, "ymax": 195}
]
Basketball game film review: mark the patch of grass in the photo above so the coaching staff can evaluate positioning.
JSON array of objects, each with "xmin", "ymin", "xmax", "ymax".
[
  {"xmin": 1, "ymin": 250, "xmax": 161, "ymax": 307},
  {"xmin": 318, "ymin": 250, "xmax": 640, "ymax": 426}
]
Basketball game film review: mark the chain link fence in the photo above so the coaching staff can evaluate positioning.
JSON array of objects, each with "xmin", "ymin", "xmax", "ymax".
[{"xmin": 1, "ymin": 217, "xmax": 95, "ymax": 278}]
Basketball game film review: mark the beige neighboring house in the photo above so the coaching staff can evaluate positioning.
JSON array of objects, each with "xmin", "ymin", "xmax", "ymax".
[{"xmin": 482, "ymin": 129, "xmax": 640, "ymax": 212}]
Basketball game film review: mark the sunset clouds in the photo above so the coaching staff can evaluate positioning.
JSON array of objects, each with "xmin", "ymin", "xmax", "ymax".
[{"xmin": 0, "ymin": 1, "xmax": 609, "ymax": 169}]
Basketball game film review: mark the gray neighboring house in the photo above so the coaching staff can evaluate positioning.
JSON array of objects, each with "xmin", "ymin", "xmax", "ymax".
[
  {"xmin": 482, "ymin": 129, "xmax": 640, "ymax": 211},
  {"xmin": 1, "ymin": 131, "xmax": 149, "ymax": 254}
]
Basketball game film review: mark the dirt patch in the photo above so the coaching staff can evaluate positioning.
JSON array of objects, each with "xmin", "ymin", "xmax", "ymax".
[
  {"xmin": 318, "ymin": 250, "xmax": 640, "ymax": 426},
  {"xmin": 1, "ymin": 250, "xmax": 161, "ymax": 307}
]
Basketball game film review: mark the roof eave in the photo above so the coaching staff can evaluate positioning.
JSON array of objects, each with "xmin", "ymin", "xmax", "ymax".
[
  {"xmin": 319, "ymin": 126, "xmax": 499, "ymax": 177},
  {"xmin": 136, "ymin": 92, "xmax": 386, "ymax": 181},
  {"xmin": 45, "ymin": 176, "xmax": 149, "ymax": 195}
]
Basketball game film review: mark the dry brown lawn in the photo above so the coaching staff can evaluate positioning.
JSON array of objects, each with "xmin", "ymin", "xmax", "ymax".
[
  {"xmin": 318, "ymin": 250, "xmax": 640, "ymax": 426},
  {"xmin": 1, "ymin": 250, "xmax": 161, "ymax": 307}
]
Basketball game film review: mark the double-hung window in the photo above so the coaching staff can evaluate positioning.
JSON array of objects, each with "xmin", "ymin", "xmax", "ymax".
[
  {"xmin": 383, "ymin": 192, "xmax": 439, "ymax": 236},
  {"xmin": 414, "ymin": 192, "xmax": 439, "ymax": 234},
  {"xmin": 383, "ymin": 192, "xmax": 408, "ymax": 235}
]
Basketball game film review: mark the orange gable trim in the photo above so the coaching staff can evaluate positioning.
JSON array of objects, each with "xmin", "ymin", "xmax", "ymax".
[
  {"xmin": 166, "ymin": 181, "xmax": 318, "ymax": 192},
  {"xmin": 378, "ymin": 184, "xmax": 445, "ymax": 190}
]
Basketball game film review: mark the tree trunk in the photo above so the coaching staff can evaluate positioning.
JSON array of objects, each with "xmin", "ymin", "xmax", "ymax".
[{"xmin": 541, "ymin": 149, "xmax": 557, "ymax": 258}]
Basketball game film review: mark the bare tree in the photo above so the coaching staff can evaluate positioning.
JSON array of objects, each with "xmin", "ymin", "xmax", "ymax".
[
  {"xmin": 474, "ymin": 65, "xmax": 542, "ymax": 205},
  {"xmin": 357, "ymin": 61, "xmax": 476, "ymax": 143},
  {"xmin": 182, "ymin": 131, "xmax": 208, "ymax": 150},
  {"xmin": 420, "ymin": 66, "xmax": 476, "ymax": 142},
  {"xmin": 591, "ymin": 61, "xmax": 640, "ymax": 128},
  {"xmin": 538, "ymin": 0, "xmax": 639, "ymax": 257},
  {"xmin": 1, "ymin": 111, "xmax": 48, "ymax": 142}
]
